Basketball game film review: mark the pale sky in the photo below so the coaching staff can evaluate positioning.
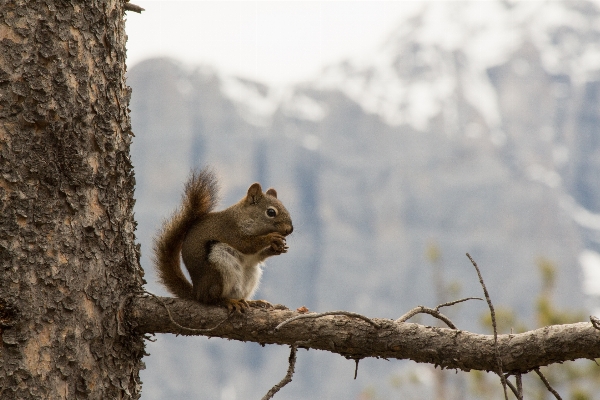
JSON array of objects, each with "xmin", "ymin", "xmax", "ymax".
[{"xmin": 124, "ymin": 1, "xmax": 417, "ymax": 85}]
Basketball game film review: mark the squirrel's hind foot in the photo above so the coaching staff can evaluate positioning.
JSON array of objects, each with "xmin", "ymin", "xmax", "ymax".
[
  {"xmin": 223, "ymin": 298, "xmax": 250, "ymax": 313},
  {"xmin": 246, "ymin": 299, "xmax": 273, "ymax": 309},
  {"xmin": 222, "ymin": 299, "xmax": 274, "ymax": 312}
]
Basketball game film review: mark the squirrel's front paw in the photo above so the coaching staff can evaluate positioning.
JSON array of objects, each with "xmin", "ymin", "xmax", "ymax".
[{"xmin": 268, "ymin": 233, "xmax": 288, "ymax": 254}]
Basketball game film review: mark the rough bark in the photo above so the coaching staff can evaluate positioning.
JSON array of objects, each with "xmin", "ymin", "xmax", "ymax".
[
  {"xmin": 130, "ymin": 296, "xmax": 600, "ymax": 374},
  {"xmin": 0, "ymin": 1, "xmax": 145, "ymax": 399}
]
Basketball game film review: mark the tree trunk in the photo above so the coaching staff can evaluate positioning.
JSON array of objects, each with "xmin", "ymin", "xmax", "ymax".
[{"xmin": 0, "ymin": 1, "xmax": 145, "ymax": 399}]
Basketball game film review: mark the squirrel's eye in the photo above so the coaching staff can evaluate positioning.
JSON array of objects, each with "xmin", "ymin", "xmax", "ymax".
[{"xmin": 266, "ymin": 207, "xmax": 278, "ymax": 218}]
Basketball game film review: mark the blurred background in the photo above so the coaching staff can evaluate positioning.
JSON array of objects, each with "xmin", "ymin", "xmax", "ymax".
[{"xmin": 125, "ymin": 1, "xmax": 600, "ymax": 399}]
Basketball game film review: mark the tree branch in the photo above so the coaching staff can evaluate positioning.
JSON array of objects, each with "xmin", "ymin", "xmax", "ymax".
[
  {"xmin": 261, "ymin": 345, "xmax": 297, "ymax": 400},
  {"xmin": 534, "ymin": 368, "xmax": 563, "ymax": 400},
  {"xmin": 467, "ymin": 253, "xmax": 508, "ymax": 399},
  {"xmin": 124, "ymin": 3, "xmax": 145, "ymax": 13},
  {"xmin": 397, "ymin": 298, "xmax": 482, "ymax": 330},
  {"xmin": 503, "ymin": 377, "xmax": 519, "ymax": 399},
  {"xmin": 128, "ymin": 296, "xmax": 600, "ymax": 372},
  {"xmin": 396, "ymin": 305, "xmax": 457, "ymax": 329},
  {"xmin": 276, "ymin": 310, "xmax": 381, "ymax": 331}
]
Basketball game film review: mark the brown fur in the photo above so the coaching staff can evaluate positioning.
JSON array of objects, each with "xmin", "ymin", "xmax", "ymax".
[
  {"xmin": 153, "ymin": 169, "xmax": 219, "ymax": 299},
  {"xmin": 153, "ymin": 168, "xmax": 293, "ymax": 307}
]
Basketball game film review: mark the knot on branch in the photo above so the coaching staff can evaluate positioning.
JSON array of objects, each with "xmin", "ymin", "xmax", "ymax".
[{"xmin": 591, "ymin": 315, "xmax": 600, "ymax": 330}]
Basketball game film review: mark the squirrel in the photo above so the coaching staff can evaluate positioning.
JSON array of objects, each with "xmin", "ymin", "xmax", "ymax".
[{"xmin": 153, "ymin": 168, "xmax": 293, "ymax": 312}]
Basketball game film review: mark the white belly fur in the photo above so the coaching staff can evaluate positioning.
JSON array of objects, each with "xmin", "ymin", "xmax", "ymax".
[{"xmin": 208, "ymin": 242, "xmax": 265, "ymax": 299}]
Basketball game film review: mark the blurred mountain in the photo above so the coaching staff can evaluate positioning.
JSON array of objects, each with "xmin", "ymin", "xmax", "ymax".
[{"xmin": 129, "ymin": 1, "xmax": 600, "ymax": 399}]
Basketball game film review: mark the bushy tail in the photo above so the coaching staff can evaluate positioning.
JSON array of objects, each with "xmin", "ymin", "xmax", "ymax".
[{"xmin": 153, "ymin": 168, "xmax": 219, "ymax": 299}]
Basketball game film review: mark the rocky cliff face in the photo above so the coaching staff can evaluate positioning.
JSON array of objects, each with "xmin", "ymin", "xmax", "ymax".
[{"xmin": 129, "ymin": 1, "xmax": 600, "ymax": 398}]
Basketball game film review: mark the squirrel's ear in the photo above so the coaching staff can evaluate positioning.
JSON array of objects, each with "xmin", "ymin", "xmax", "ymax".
[
  {"xmin": 246, "ymin": 183, "xmax": 263, "ymax": 204},
  {"xmin": 266, "ymin": 188, "xmax": 277, "ymax": 198}
]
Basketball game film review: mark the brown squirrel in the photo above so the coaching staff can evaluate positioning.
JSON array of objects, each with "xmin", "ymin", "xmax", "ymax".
[{"xmin": 153, "ymin": 168, "xmax": 293, "ymax": 312}]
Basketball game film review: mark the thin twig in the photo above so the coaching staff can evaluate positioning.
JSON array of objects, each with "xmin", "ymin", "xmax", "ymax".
[
  {"xmin": 396, "ymin": 297, "xmax": 483, "ymax": 328},
  {"xmin": 466, "ymin": 253, "xmax": 508, "ymax": 400},
  {"xmin": 354, "ymin": 359, "xmax": 360, "ymax": 380},
  {"xmin": 261, "ymin": 345, "xmax": 298, "ymax": 400},
  {"xmin": 396, "ymin": 306, "xmax": 457, "ymax": 329},
  {"xmin": 534, "ymin": 368, "xmax": 562, "ymax": 400},
  {"xmin": 124, "ymin": 3, "xmax": 145, "ymax": 13},
  {"xmin": 516, "ymin": 373, "xmax": 523, "ymax": 400},
  {"xmin": 435, "ymin": 297, "xmax": 483, "ymax": 311},
  {"xmin": 503, "ymin": 376, "xmax": 519, "ymax": 399},
  {"xmin": 503, "ymin": 373, "xmax": 523, "ymax": 400},
  {"xmin": 275, "ymin": 311, "xmax": 381, "ymax": 331},
  {"xmin": 145, "ymin": 291, "xmax": 230, "ymax": 333}
]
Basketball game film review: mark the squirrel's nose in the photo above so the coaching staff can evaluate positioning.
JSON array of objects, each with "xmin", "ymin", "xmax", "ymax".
[{"xmin": 286, "ymin": 225, "xmax": 293, "ymax": 235}]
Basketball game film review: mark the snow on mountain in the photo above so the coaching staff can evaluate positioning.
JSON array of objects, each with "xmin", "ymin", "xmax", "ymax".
[
  {"xmin": 211, "ymin": 0, "xmax": 600, "ymax": 239},
  {"xmin": 531, "ymin": 1, "xmax": 600, "ymax": 81},
  {"xmin": 281, "ymin": 93, "xmax": 328, "ymax": 122},
  {"xmin": 219, "ymin": 75, "xmax": 283, "ymax": 127},
  {"xmin": 219, "ymin": 76, "xmax": 329, "ymax": 127},
  {"xmin": 315, "ymin": 1, "xmax": 600, "ymax": 132},
  {"xmin": 215, "ymin": 1, "xmax": 600, "ymax": 135},
  {"xmin": 560, "ymin": 194, "xmax": 600, "ymax": 231}
]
